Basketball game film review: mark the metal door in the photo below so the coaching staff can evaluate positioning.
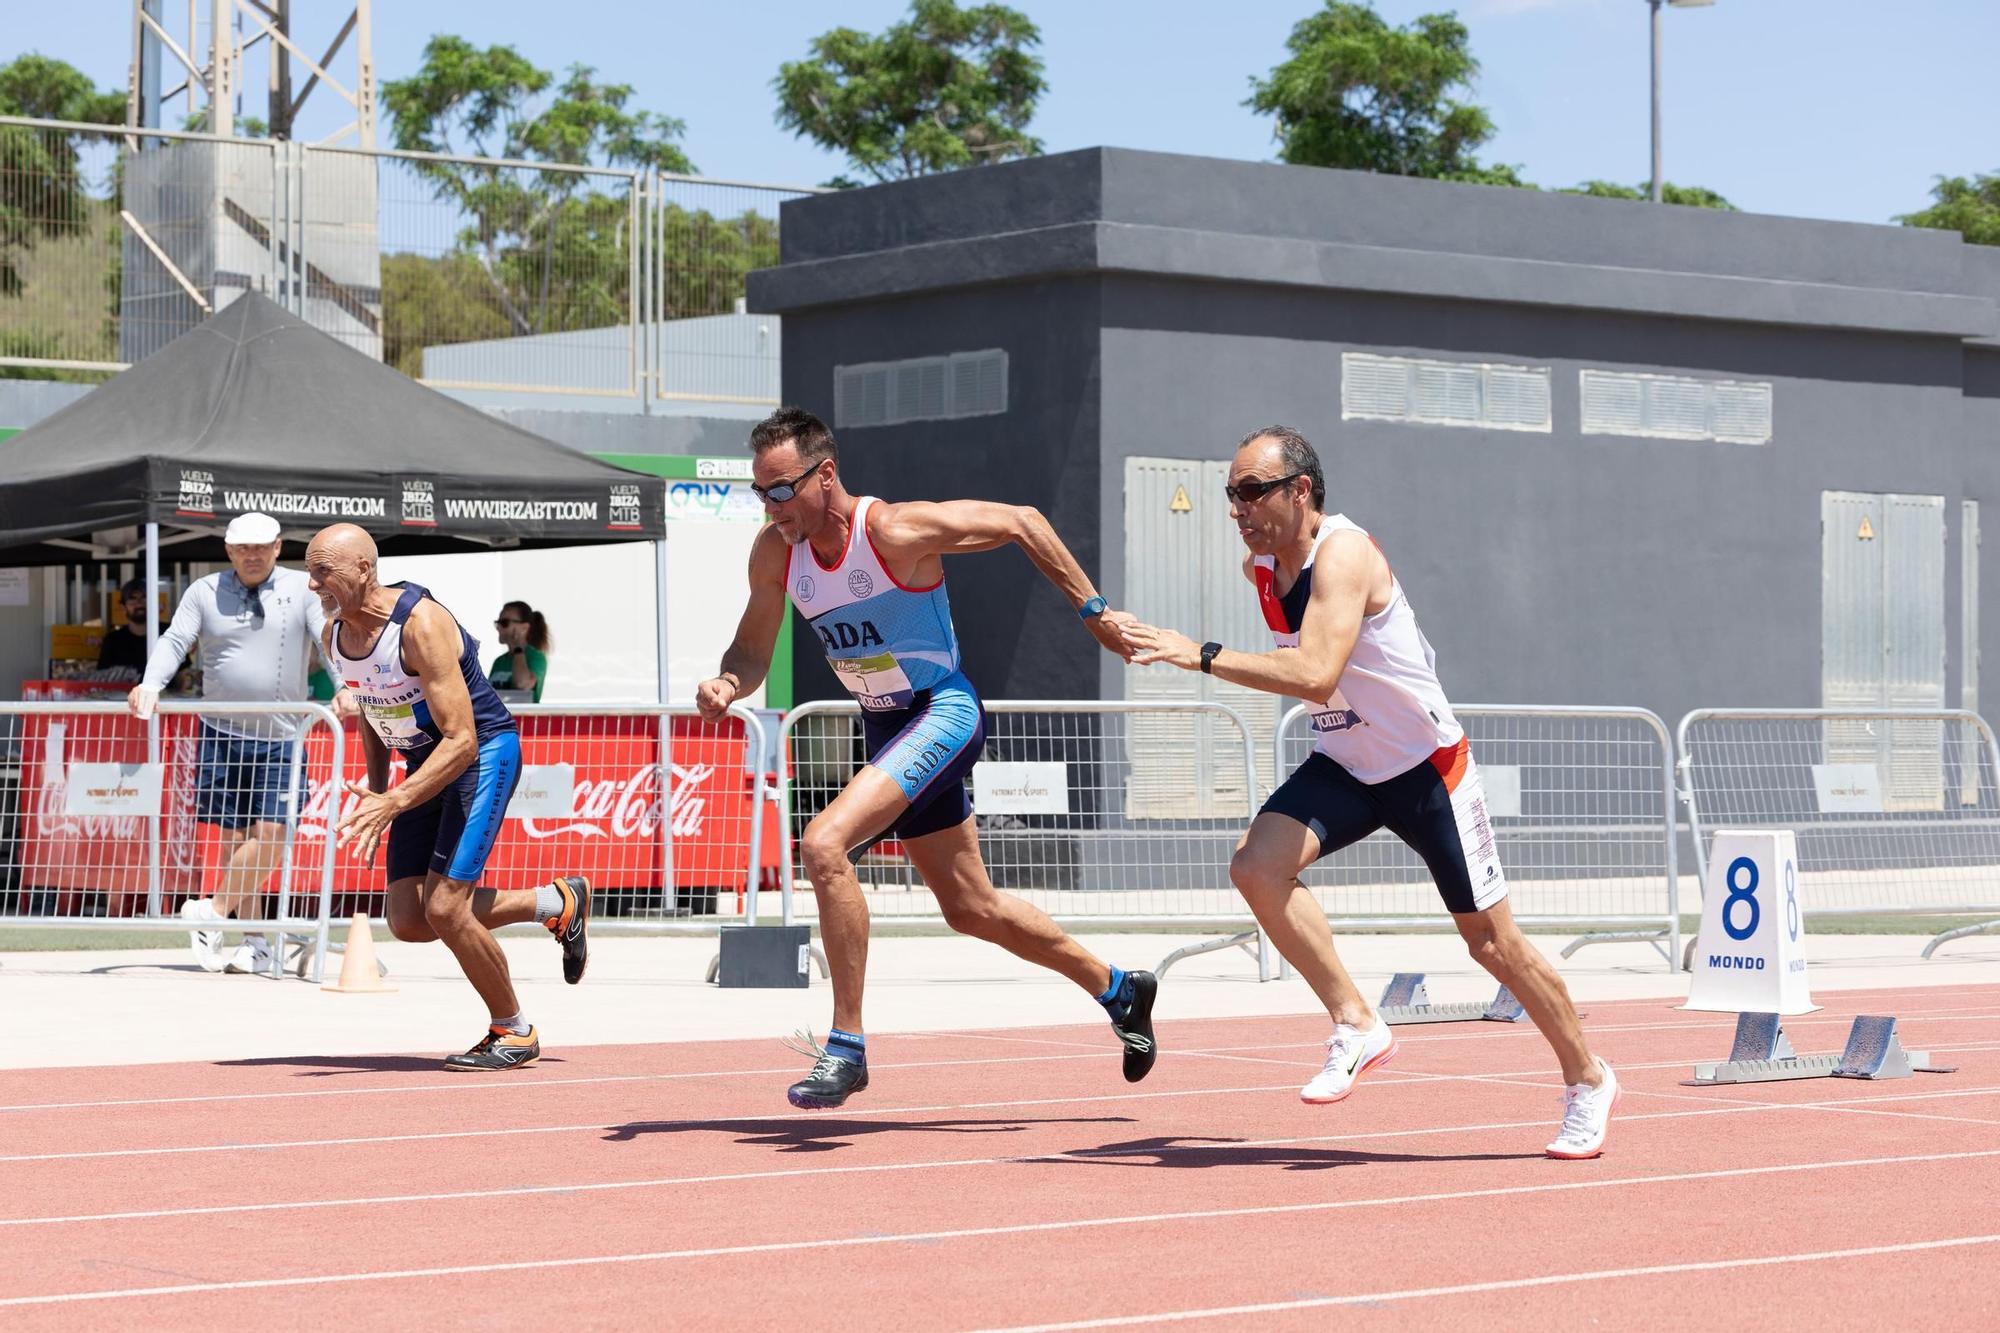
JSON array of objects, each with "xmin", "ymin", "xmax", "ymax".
[
  {"xmin": 1123, "ymin": 458, "xmax": 1280, "ymax": 816},
  {"xmin": 1821, "ymin": 490, "xmax": 1946, "ymax": 810}
]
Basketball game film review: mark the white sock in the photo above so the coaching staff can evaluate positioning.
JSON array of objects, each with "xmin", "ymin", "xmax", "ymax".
[
  {"xmin": 493, "ymin": 1012, "xmax": 530, "ymax": 1036},
  {"xmin": 534, "ymin": 882, "xmax": 565, "ymax": 925}
]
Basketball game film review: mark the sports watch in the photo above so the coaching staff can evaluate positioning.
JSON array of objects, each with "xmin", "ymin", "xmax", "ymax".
[
  {"xmin": 1077, "ymin": 595, "xmax": 1109, "ymax": 620},
  {"xmin": 1200, "ymin": 641, "xmax": 1223, "ymax": 674}
]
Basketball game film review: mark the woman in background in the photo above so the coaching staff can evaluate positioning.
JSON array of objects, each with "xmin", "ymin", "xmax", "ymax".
[{"xmin": 489, "ymin": 600, "xmax": 551, "ymax": 702}]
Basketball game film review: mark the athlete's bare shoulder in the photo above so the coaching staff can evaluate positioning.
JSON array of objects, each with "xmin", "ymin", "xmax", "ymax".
[{"xmin": 747, "ymin": 522, "xmax": 790, "ymax": 584}]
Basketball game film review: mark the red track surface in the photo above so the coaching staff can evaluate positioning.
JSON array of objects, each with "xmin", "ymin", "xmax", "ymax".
[{"xmin": 8, "ymin": 983, "xmax": 2000, "ymax": 1330}]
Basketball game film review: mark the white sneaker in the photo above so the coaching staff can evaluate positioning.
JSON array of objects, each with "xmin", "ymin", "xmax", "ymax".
[
  {"xmin": 224, "ymin": 935, "xmax": 273, "ymax": 976},
  {"xmin": 1546, "ymin": 1058, "xmax": 1620, "ymax": 1159},
  {"xmin": 1300, "ymin": 1017, "xmax": 1397, "ymax": 1104},
  {"xmin": 180, "ymin": 899, "xmax": 225, "ymax": 972}
]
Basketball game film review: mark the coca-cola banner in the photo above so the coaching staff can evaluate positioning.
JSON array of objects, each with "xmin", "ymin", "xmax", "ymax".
[{"xmin": 16, "ymin": 706, "xmax": 767, "ymax": 917}]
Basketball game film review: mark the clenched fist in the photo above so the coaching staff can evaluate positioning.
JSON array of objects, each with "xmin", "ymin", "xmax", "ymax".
[{"xmin": 694, "ymin": 675, "xmax": 739, "ymax": 721}]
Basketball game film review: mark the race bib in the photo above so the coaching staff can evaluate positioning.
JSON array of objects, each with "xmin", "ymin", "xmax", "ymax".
[
  {"xmin": 831, "ymin": 650, "xmax": 915, "ymax": 712},
  {"xmin": 363, "ymin": 699, "xmax": 427, "ymax": 749}
]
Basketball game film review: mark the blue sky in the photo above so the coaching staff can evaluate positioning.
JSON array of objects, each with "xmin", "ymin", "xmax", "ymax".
[{"xmin": 7, "ymin": 0, "xmax": 1992, "ymax": 227}]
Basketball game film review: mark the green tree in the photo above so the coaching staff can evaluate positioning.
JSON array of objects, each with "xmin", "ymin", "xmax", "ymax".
[
  {"xmin": 1562, "ymin": 179, "xmax": 1736, "ymax": 210},
  {"xmin": 1247, "ymin": 3, "xmax": 1508, "ymax": 181},
  {"xmin": 381, "ymin": 37, "xmax": 694, "ymax": 338},
  {"xmin": 775, "ymin": 0, "xmax": 1045, "ymax": 185},
  {"xmin": 1897, "ymin": 172, "xmax": 2000, "ymax": 246},
  {"xmin": 0, "ymin": 54, "xmax": 124, "ymax": 299}
]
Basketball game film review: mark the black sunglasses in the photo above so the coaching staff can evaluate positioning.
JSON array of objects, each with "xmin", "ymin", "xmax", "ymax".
[
  {"xmin": 1223, "ymin": 472, "xmax": 1306, "ymax": 504},
  {"xmin": 751, "ymin": 459, "xmax": 826, "ymax": 505},
  {"xmin": 495, "ymin": 618, "xmax": 525, "ymax": 627}
]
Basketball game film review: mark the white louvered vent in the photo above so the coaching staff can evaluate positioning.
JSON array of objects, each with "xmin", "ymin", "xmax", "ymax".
[
  {"xmin": 1341, "ymin": 352, "xmax": 1552, "ymax": 432},
  {"xmin": 834, "ymin": 349, "xmax": 1008, "ymax": 429},
  {"xmin": 1580, "ymin": 370, "xmax": 1773, "ymax": 445}
]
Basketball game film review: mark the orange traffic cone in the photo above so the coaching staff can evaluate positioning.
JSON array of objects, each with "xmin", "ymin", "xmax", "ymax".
[{"xmin": 321, "ymin": 912, "xmax": 396, "ymax": 993}]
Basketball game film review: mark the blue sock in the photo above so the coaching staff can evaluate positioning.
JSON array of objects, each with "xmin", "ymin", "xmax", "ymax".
[
  {"xmin": 826, "ymin": 1028, "xmax": 866, "ymax": 1066},
  {"xmin": 1096, "ymin": 967, "xmax": 1132, "ymax": 1025}
]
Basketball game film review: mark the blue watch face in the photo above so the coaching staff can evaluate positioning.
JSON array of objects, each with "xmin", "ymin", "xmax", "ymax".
[{"xmin": 1079, "ymin": 596, "xmax": 1108, "ymax": 618}]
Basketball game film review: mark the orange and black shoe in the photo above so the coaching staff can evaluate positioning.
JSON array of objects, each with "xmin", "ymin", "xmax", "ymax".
[
  {"xmin": 545, "ymin": 874, "xmax": 591, "ymax": 984},
  {"xmin": 443, "ymin": 1025, "xmax": 541, "ymax": 1072}
]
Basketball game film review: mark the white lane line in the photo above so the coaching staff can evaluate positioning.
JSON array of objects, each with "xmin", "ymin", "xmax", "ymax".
[
  {"xmin": 6, "ymin": 1148, "xmax": 2000, "ymax": 1308},
  {"xmin": 961, "ymin": 1233, "xmax": 2000, "ymax": 1331},
  {"xmin": 11, "ymin": 1082, "xmax": 2000, "ymax": 1227}
]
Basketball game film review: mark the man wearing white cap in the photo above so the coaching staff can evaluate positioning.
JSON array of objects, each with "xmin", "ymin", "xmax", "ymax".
[{"xmin": 130, "ymin": 512, "xmax": 355, "ymax": 974}]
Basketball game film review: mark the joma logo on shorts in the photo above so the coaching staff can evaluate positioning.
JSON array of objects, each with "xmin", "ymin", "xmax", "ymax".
[
  {"xmin": 900, "ymin": 739, "xmax": 954, "ymax": 787},
  {"xmin": 816, "ymin": 620, "xmax": 883, "ymax": 651}
]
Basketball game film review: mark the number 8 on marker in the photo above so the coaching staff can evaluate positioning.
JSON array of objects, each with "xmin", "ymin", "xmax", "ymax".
[
  {"xmin": 1722, "ymin": 856, "xmax": 1760, "ymax": 942},
  {"xmin": 1785, "ymin": 859, "xmax": 1799, "ymax": 942}
]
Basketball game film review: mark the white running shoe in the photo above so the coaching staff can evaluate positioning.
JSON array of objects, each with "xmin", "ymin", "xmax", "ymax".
[
  {"xmin": 1300, "ymin": 1017, "xmax": 1397, "ymax": 1104},
  {"xmin": 180, "ymin": 899, "xmax": 225, "ymax": 972},
  {"xmin": 1546, "ymin": 1058, "xmax": 1620, "ymax": 1159},
  {"xmin": 224, "ymin": 934, "xmax": 272, "ymax": 976}
]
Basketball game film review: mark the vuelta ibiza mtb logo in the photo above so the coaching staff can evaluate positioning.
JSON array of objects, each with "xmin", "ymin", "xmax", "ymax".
[
  {"xmin": 608, "ymin": 484, "xmax": 643, "ymax": 530},
  {"xmin": 847, "ymin": 569, "xmax": 874, "ymax": 598},
  {"xmin": 795, "ymin": 575, "xmax": 816, "ymax": 601},
  {"xmin": 177, "ymin": 469, "xmax": 215, "ymax": 517},
  {"xmin": 399, "ymin": 479, "xmax": 437, "ymax": 527}
]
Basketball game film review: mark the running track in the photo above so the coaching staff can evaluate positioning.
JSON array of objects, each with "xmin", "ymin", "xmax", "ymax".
[{"xmin": 6, "ymin": 983, "xmax": 2000, "ymax": 1330}]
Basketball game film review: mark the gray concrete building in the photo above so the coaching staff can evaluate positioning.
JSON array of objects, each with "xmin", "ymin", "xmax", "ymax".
[{"xmin": 748, "ymin": 147, "xmax": 2000, "ymax": 761}]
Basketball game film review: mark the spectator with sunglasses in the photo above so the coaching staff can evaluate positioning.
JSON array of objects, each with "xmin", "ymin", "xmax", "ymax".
[
  {"xmin": 487, "ymin": 601, "xmax": 551, "ymax": 703},
  {"xmin": 128, "ymin": 511, "xmax": 356, "ymax": 975}
]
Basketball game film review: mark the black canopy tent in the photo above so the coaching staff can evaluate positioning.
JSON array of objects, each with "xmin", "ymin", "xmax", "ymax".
[{"xmin": 0, "ymin": 294, "xmax": 672, "ymax": 695}]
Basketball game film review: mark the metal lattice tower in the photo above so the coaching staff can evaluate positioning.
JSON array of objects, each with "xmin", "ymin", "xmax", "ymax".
[{"xmin": 126, "ymin": 0, "xmax": 375, "ymax": 146}]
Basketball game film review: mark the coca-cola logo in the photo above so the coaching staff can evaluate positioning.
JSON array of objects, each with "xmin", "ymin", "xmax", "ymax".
[
  {"xmin": 290, "ymin": 761, "xmax": 714, "ymax": 843},
  {"xmin": 34, "ymin": 779, "xmax": 147, "ymax": 841}
]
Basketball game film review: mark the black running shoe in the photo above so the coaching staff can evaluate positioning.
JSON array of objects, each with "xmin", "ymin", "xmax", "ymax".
[
  {"xmin": 547, "ymin": 875, "xmax": 590, "ymax": 984},
  {"xmin": 1112, "ymin": 970, "xmax": 1159, "ymax": 1083},
  {"xmin": 787, "ymin": 1053, "xmax": 869, "ymax": 1109},
  {"xmin": 444, "ymin": 1025, "xmax": 541, "ymax": 1072}
]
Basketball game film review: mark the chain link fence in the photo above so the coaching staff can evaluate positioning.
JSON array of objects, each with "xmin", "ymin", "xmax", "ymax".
[
  {"xmin": 1677, "ymin": 707, "xmax": 2000, "ymax": 957},
  {"xmin": 0, "ymin": 116, "xmax": 814, "ymax": 402}
]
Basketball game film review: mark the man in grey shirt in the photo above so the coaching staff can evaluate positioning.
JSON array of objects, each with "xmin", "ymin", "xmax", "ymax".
[{"xmin": 128, "ymin": 512, "xmax": 355, "ymax": 973}]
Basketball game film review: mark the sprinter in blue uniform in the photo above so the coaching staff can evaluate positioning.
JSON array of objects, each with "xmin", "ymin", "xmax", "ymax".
[
  {"xmin": 307, "ymin": 523, "xmax": 589, "ymax": 1072},
  {"xmin": 697, "ymin": 408, "xmax": 1160, "ymax": 1108}
]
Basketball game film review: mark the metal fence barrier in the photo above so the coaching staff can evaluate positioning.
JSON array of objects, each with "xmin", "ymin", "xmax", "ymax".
[
  {"xmin": 0, "ymin": 700, "xmax": 344, "ymax": 978},
  {"xmin": 1677, "ymin": 708, "xmax": 2000, "ymax": 958},
  {"xmin": 1275, "ymin": 703, "xmax": 1681, "ymax": 970},
  {"xmin": 0, "ymin": 116, "xmax": 815, "ymax": 405},
  {"xmin": 0, "ymin": 700, "xmax": 766, "ymax": 981},
  {"xmin": 776, "ymin": 701, "xmax": 1266, "ymax": 957}
]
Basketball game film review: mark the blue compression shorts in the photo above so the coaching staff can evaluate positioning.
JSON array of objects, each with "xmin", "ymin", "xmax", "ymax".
[
  {"xmin": 859, "ymin": 671, "xmax": 986, "ymax": 844},
  {"xmin": 385, "ymin": 730, "xmax": 522, "ymax": 884}
]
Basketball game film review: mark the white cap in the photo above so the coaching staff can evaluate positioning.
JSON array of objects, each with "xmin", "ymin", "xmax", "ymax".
[{"xmin": 223, "ymin": 511, "xmax": 281, "ymax": 545}]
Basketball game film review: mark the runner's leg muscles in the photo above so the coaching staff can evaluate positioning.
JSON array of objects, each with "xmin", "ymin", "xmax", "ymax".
[
  {"xmin": 907, "ymin": 816, "xmax": 1110, "ymax": 994},
  {"xmin": 1230, "ymin": 813, "xmax": 1375, "ymax": 1027},
  {"xmin": 798, "ymin": 768, "xmax": 910, "ymax": 1034},
  {"xmin": 1452, "ymin": 898, "xmax": 1597, "ymax": 1085}
]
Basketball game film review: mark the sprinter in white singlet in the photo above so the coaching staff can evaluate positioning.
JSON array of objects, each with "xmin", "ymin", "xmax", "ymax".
[
  {"xmin": 306, "ymin": 523, "xmax": 590, "ymax": 1074},
  {"xmin": 1121, "ymin": 426, "xmax": 1619, "ymax": 1160},
  {"xmin": 695, "ymin": 408, "xmax": 1159, "ymax": 1110}
]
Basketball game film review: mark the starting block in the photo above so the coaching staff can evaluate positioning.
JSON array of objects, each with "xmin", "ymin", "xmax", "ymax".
[
  {"xmin": 1688, "ymin": 1012, "xmax": 1957, "ymax": 1085},
  {"xmin": 1377, "ymin": 972, "xmax": 1528, "ymax": 1025}
]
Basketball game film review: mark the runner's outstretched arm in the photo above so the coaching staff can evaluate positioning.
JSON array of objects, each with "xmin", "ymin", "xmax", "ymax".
[
  {"xmin": 697, "ymin": 526, "xmax": 789, "ymax": 718},
  {"xmin": 870, "ymin": 499, "xmax": 1132, "ymax": 659},
  {"xmin": 1124, "ymin": 531, "xmax": 1371, "ymax": 698}
]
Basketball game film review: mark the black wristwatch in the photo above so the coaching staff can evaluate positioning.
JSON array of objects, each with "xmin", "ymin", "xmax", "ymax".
[{"xmin": 1200, "ymin": 641, "xmax": 1223, "ymax": 674}]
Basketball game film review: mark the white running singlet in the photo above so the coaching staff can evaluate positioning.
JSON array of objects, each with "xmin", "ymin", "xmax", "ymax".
[{"xmin": 1254, "ymin": 514, "xmax": 1464, "ymax": 784}]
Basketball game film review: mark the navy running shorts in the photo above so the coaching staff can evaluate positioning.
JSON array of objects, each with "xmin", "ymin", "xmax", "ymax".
[
  {"xmin": 386, "ymin": 730, "xmax": 522, "ymax": 885},
  {"xmin": 1261, "ymin": 737, "xmax": 1508, "ymax": 915},
  {"xmin": 858, "ymin": 671, "xmax": 986, "ymax": 845},
  {"xmin": 195, "ymin": 723, "xmax": 307, "ymax": 831}
]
